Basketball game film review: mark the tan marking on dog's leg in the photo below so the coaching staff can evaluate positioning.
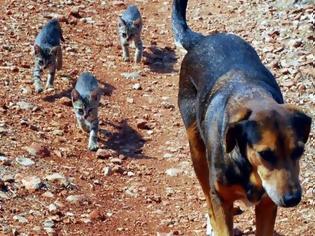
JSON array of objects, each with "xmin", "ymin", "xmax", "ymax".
[
  {"xmin": 255, "ymin": 196, "xmax": 277, "ymax": 236},
  {"xmin": 187, "ymin": 122, "xmax": 233, "ymax": 236}
]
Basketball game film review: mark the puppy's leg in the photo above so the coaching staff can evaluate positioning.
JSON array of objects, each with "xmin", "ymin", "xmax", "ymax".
[
  {"xmin": 134, "ymin": 36, "xmax": 143, "ymax": 63},
  {"xmin": 255, "ymin": 196, "xmax": 277, "ymax": 236},
  {"xmin": 121, "ymin": 42, "xmax": 130, "ymax": 62},
  {"xmin": 88, "ymin": 120, "xmax": 99, "ymax": 151},
  {"xmin": 33, "ymin": 60, "xmax": 43, "ymax": 93},
  {"xmin": 46, "ymin": 62, "xmax": 56, "ymax": 89}
]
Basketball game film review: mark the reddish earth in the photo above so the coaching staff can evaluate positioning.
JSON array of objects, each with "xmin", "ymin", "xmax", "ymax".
[{"xmin": 0, "ymin": 0, "xmax": 314, "ymax": 235}]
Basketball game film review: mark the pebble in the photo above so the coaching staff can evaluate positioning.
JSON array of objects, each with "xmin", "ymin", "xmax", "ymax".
[
  {"xmin": 121, "ymin": 71, "xmax": 140, "ymax": 80},
  {"xmin": 66, "ymin": 195, "xmax": 87, "ymax": 205},
  {"xmin": 110, "ymin": 158, "xmax": 123, "ymax": 165},
  {"xmin": 103, "ymin": 166, "xmax": 112, "ymax": 176},
  {"xmin": 16, "ymin": 156, "xmax": 35, "ymax": 167},
  {"xmin": 16, "ymin": 101, "xmax": 35, "ymax": 110},
  {"xmin": 43, "ymin": 219, "xmax": 55, "ymax": 228},
  {"xmin": 21, "ymin": 176, "xmax": 43, "ymax": 191},
  {"xmin": 0, "ymin": 155, "xmax": 8, "ymax": 161},
  {"xmin": 13, "ymin": 215, "xmax": 28, "ymax": 224},
  {"xmin": 136, "ymin": 119, "xmax": 151, "ymax": 130},
  {"xmin": 89, "ymin": 209, "xmax": 105, "ymax": 221},
  {"xmin": 25, "ymin": 143, "xmax": 50, "ymax": 157},
  {"xmin": 132, "ymin": 83, "xmax": 142, "ymax": 90},
  {"xmin": 165, "ymin": 168, "xmax": 182, "ymax": 177},
  {"xmin": 42, "ymin": 191, "xmax": 55, "ymax": 198},
  {"xmin": 96, "ymin": 149, "xmax": 113, "ymax": 159}
]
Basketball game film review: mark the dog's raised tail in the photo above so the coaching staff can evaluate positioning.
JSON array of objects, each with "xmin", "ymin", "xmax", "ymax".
[{"xmin": 172, "ymin": 0, "xmax": 204, "ymax": 51}]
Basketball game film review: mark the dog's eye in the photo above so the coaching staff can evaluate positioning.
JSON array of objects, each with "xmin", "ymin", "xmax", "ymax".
[
  {"xmin": 122, "ymin": 33, "xmax": 127, "ymax": 38},
  {"xmin": 291, "ymin": 146, "xmax": 304, "ymax": 160},
  {"xmin": 258, "ymin": 149, "xmax": 276, "ymax": 164}
]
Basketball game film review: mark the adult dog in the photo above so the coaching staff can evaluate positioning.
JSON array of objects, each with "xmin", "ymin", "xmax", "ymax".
[{"xmin": 172, "ymin": 0, "xmax": 312, "ymax": 235}]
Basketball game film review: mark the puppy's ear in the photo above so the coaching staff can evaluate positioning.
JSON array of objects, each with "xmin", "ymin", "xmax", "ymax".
[
  {"xmin": 71, "ymin": 89, "xmax": 80, "ymax": 102},
  {"xmin": 118, "ymin": 16, "xmax": 126, "ymax": 27},
  {"xmin": 34, "ymin": 44, "xmax": 41, "ymax": 56},
  {"xmin": 284, "ymin": 104, "xmax": 312, "ymax": 143},
  {"xmin": 225, "ymin": 107, "xmax": 252, "ymax": 153},
  {"xmin": 133, "ymin": 18, "xmax": 141, "ymax": 26}
]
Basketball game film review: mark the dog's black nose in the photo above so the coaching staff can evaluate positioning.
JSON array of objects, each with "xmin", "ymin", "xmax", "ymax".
[{"xmin": 283, "ymin": 191, "xmax": 301, "ymax": 207}]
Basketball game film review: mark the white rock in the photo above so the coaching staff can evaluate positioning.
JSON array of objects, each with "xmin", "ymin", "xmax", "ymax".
[
  {"xmin": 16, "ymin": 156, "xmax": 35, "ymax": 166},
  {"xmin": 21, "ymin": 176, "xmax": 42, "ymax": 191},
  {"xmin": 165, "ymin": 168, "xmax": 182, "ymax": 177},
  {"xmin": 103, "ymin": 166, "xmax": 112, "ymax": 176},
  {"xmin": 13, "ymin": 215, "xmax": 28, "ymax": 224}
]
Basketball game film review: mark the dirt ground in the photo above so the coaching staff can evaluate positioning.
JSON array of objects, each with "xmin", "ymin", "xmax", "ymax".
[{"xmin": 0, "ymin": 0, "xmax": 314, "ymax": 235}]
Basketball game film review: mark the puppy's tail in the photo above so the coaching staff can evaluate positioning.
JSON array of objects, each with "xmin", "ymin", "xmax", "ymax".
[{"xmin": 172, "ymin": 0, "xmax": 204, "ymax": 51}]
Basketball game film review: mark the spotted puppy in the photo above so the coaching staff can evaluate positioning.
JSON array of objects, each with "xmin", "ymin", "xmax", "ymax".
[{"xmin": 172, "ymin": 0, "xmax": 312, "ymax": 235}]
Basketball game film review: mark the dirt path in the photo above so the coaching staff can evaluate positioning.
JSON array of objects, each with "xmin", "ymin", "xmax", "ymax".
[{"xmin": 0, "ymin": 0, "xmax": 314, "ymax": 235}]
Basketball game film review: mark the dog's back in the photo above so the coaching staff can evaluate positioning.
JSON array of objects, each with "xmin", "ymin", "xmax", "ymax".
[{"xmin": 173, "ymin": 0, "xmax": 283, "ymax": 105}]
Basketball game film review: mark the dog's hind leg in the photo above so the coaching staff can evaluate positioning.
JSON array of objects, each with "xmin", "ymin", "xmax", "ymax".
[{"xmin": 255, "ymin": 196, "xmax": 277, "ymax": 236}]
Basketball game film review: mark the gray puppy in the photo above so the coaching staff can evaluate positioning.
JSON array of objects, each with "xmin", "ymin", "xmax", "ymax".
[
  {"xmin": 71, "ymin": 72, "xmax": 101, "ymax": 151},
  {"xmin": 33, "ymin": 19, "xmax": 64, "ymax": 93},
  {"xmin": 118, "ymin": 5, "xmax": 143, "ymax": 63}
]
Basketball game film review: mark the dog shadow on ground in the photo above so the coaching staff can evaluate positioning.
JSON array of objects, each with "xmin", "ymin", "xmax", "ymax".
[
  {"xmin": 42, "ymin": 80, "xmax": 115, "ymax": 104},
  {"xmin": 142, "ymin": 43, "xmax": 177, "ymax": 74},
  {"xmin": 100, "ymin": 119, "xmax": 148, "ymax": 159}
]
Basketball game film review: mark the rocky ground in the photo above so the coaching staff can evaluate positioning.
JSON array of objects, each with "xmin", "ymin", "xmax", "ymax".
[{"xmin": 0, "ymin": 0, "xmax": 314, "ymax": 235}]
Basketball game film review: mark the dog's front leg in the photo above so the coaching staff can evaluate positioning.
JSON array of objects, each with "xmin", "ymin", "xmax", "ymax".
[
  {"xmin": 255, "ymin": 196, "xmax": 277, "ymax": 236},
  {"xmin": 208, "ymin": 191, "xmax": 234, "ymax": 236}
]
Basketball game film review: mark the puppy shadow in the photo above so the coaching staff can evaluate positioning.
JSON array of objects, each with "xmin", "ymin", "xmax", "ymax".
[
  {"xmin": 100, "ymin": 119, "xmax": 148, "ymax": 159},
  {"xmin": 143, "ymin": 43, "xmax": 177, "ymax": 74}
]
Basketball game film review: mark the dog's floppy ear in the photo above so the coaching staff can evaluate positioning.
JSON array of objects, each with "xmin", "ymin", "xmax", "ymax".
[
  {"xmin": 284, "ymin": 104, "xmax": 312, "ymax": 143},
  {"xmin": 225, "ymin": 107, "xmax": 252, "ymax": 153}
]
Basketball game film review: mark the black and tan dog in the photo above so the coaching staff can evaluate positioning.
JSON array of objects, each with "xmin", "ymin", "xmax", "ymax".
[{"xmin": 172, "ymin": 0, "xmax": 312, "ymax": 235}]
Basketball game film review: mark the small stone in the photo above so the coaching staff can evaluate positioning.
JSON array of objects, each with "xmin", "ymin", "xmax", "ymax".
[
  {"xmin": 136, "ymin": 119, "xmax": 151, "ymax": 130},
  {"xmin": 66, "ymin": 195, "xmax": 87, "ymax": 204},
  {"xmin": 52, "ymin": 130, "xmax": 64, "ymax": 136},
  {"xmin": 70, "ymin": 6, "xmax": 81, "ymax": 18},
  {"xmin": 0, "ymin": 155, "xmax": 8, "ymax": 161},
  {"xmin": 113, "ymin": 1, "xmax": 125, "ymax": 7},
  {"xmin": 127, "ymin": 171, "xmax": 135, "ymax": 177},
  {"xmin": 16, "ymin": 101, "xmax": 35, "ymax": 110},
  {"xmin": 112, "ymin": 165, "xmax": 124, "ymax": 174},
  {"xmin": 163, "ymin": 153, "xmax": 174, "ymax": 159},
  {"xmin": 59, "ymin": 97, "xmax": 72, "ymax": 106},
  {"xmin": 48, "ymin": 204, "xmax": 58, "ymax": 213},
  {"xmin": 25, "ymin": 143, "xmax": 50, "ymax": 157},
  {"xmin": 42, "ymin": 191, "xmax": 55, "ymax": 198},
  {"xmin": 110, "ymin": 158, "xmax": 123, "ymax": 165},
  {"xmin": 96, "ymin": 149, "xmax": 112, "ymax": 159},
  {"xmin": 103, "ymin": 166, "xmax": 112, "ymax": 176},
  {"xmin": 16, "ymin": 156, "xmax": 35, "ymax": 167},
  {"xmin": 43, "ymin": 219, "xmax": 55, "ymax": 228},
  {"xmin": 132, "ymin": 83, "xmax": 142, "ymax": 90},
  {"xmin": 13, "ymin": 215, "xmax": 28, "ymax": 224},
  {"xmin": 89, "ymin": 209, "xmax": 105, "ymax": 221},
  {"xmin": 121, "ymin": 71, "xmax": 140, "ymax": 80},
  {"xmin": 165, "ymin": 168, "xmax": 182, "ymax": 177},
  {"xmin": 21, "ymin": 176, "xmax": 43, "ymax": 191},
  {"xmin": 126, "ymin": 97, "xmax": 134, "ymax": 104}
]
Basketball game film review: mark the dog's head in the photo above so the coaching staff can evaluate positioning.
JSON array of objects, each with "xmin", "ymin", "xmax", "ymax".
[{"xmin": 225, "ymin": 105, "xmax": 312, "ymax": 207}]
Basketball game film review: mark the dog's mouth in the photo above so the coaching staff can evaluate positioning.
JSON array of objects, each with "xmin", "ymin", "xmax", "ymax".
[{"xmin": 262, "ymin": 181, "xmax": 302, "ymax": 207}]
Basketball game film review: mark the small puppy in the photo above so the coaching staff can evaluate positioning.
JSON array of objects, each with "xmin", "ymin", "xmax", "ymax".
[
  {"xmin": 118, "ymin": 5, "xmax": 143, "ymax": 63},
  {"xmin": 71, "ymin": 72, "xmax": 101, "ymax": 151},
  {"xmin": 33, "ymin": 19, "xmax": 64, "ymax": 93}
]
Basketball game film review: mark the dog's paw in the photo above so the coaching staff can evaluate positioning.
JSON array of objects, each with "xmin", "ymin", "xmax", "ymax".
[
  {"xmin": 34, "ymin": 81, "xmax": 43, "ymax": 93},
  {"xmin": 206, "ymin": 214, "xmax": 215, "ymax": 236}
]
